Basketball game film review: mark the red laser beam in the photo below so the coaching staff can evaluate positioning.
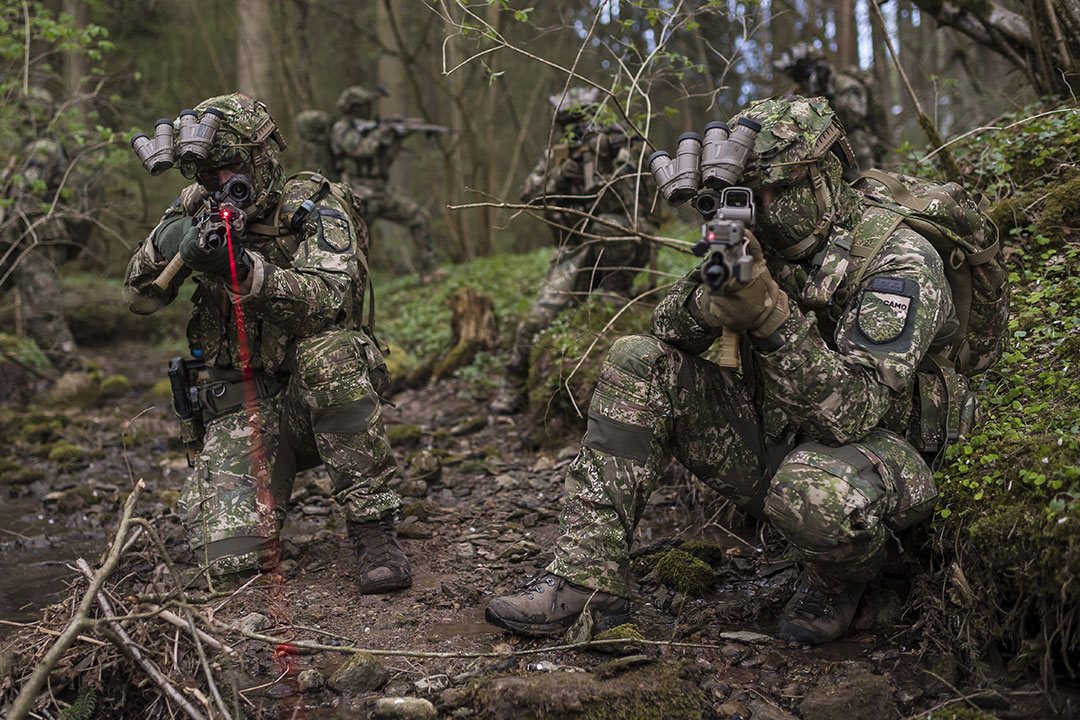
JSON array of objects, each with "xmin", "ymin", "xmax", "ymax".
[{"xmin": 223, "ymin": 220, "xmax": 297, "ymax": 676}]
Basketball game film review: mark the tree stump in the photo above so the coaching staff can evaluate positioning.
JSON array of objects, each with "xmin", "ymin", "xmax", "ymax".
[{"xmin": 432, "ymin": 288, "xmax": 499, "ymax": 380}]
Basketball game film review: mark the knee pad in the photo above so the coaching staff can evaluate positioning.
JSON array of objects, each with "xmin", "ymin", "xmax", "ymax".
[{"xmin": 765, "ymin": 442, "xmax": 888, "ymax": 553}]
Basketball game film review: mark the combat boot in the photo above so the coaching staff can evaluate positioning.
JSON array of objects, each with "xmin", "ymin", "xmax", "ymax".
[
  {"xmin": 777, "ymin": 580, "xmax": 865, "ymax": 645},
  {"xmin": 485, "ymin": 574, "xmax": 630, "ymax": 637},
  {"xmin": 347, "ymin": 519, "xmax": 412, "ymax": 594}
]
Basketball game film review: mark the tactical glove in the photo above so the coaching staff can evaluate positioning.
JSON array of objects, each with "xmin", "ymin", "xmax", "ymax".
[
  {"xmin": 179, "ymin": 219, "xmax": 251, "ymax": 282},
  {"xmin": 152, "ymin": 215, "xmax": 198, "ymax": 262},
  {"xmin": 693, "ymin": 230, "xmax": 791, "ymax": 339}
]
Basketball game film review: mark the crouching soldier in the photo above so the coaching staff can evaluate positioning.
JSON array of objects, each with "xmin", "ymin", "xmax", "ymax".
[
  {"xmin": 486, "ymin": 95, "xmax": 1000, "ymax": 644},
  {"xmin": 124, "ymin": 92, "xmax": 410, "ymax": 593}
]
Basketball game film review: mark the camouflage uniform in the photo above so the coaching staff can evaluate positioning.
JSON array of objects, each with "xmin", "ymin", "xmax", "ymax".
[
  {"xmin": 1, "ymin": 135, "xmax": 85, "ymax": 373},
  {"xmin": 502, "ymin": 111, "xmax": 658, "ymax": 399},
  {"xmin": 330, "ymin": 86, "xmax": 435, "ymax": 275},
  {"xmin": 547, "ymin": 97, "xmax": 950, "ymax": 600},
  {"xmin": 774, "ymin": 43, "xmax": 892, "ymax": 180},
  {"xmin": 125, "ymin": 93, "xmax": 401, "ymax": 576},
  {"xmin": 295, "ymin": 109, "xmax": 336, "ymax": 175}
]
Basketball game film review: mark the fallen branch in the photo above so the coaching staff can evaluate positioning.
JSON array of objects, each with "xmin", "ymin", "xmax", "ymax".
[
  {"xmin": 74, "ymin": 559, "xmax": 210, "ymax": 720},
  {"xmin": 7, "ymin": 479, "xmax": 144, "ymax": 720}
]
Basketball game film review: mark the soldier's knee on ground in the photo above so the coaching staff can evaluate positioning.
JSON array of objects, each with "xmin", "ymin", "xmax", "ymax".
[{"xmin": 764, "ymin": 441, "xmax": 891, "ymax": 587}]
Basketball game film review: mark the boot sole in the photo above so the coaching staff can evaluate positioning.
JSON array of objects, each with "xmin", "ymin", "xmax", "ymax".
[
  {"xmin": 484, "ymin": 606, "xmax": 631, "ymax": 638},
  {"xmin": 357, "ymin": 577, "xmax": 413, "ymax": 595}
]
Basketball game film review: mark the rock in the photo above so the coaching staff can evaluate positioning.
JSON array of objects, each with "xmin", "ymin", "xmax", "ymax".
[
  {"xmin": 800, "ymin": 672, "xmax": 895, "ymax": 720},
  {"xmin": 853, "ymin": 588, "xmax": 903, "ymax": 632},
  {"xmin": 372, "ymin": 696, "xmax": 437, "ymax": 720},
  {"xmin": 593, "ymin": 654, "xmax": 655, "ymax": 678},
  {"xmin": 451, "ymin": 542, "xmax": 477, "ymax": 560},
  {"xmin": 408, "ymin": 450, "xmax": 442, "ymax": 482},
  {"xmin": 450, "ymin": 416, "xmax": 487, "ymax": 436},
  {"xmin": 591, "ymin": 623, "xmax": 645, "ymax": 656},
  {"xmin": 235, "ymin": 613, "xmax": 270, "ymax": 634},
  {"xmin": 414, "ymin": 675, "xmax": 448, "ymax": 693},
  {"xmin": 398, "ymin": 478, "xmax": 429, "ymax": 498},
  {"xmin": 47, "ymin": 440, "xmax": 84, "ymax": 464},
  {"xmin": 398, "ymin": 519, "xmax": 434, "ymax": 539},
  {"xmin": 267, "ymin": 682, "xmax": 294, "ymax": 699},
  {"xmin": 716, "ymin": 700, "xmax": 749, "ymax": 718},
  {"xmin": 720, "ymin": 644, "xmax": 746, "ymax": 663},
  {"xmin": 386, "ymin": 424, "xmax": 424, "ymax": 448},
  {"xmin": 297, "ymin": 669, "xmax": 325, "ymax": 692},
  {"xmin": 328, "ymin": 652, "xmax": 389, "ymax": 695},
  {"xmin": 301, "ymin": 504, "xmax": 330, "ymax": 516},
  {"xmin": 494, "ymin": 474, "xmax": 519, "ymax": 490},
  {"xmin": 747, "ymin": 698, "xmax": 799, "ymax": 720},
  {"xmin": 49, "ymin": 372, "xmax": 102, "ymax": 409}
]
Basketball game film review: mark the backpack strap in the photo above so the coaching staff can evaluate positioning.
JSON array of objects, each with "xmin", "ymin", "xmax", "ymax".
[{"xmin": 858, "ymin": 168, "xmax": 934, "ymax": 212}]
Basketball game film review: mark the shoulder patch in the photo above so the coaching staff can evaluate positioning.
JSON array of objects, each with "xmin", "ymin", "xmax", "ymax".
[
  {"xmin": 856, "ymin": 276, "xmax": 918, "ymax": 346},
  {"xmin": 316, "ymin": 208, "xmax": 352, "ymax": 254}
]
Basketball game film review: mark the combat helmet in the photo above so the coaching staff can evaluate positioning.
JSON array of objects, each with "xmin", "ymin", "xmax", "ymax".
[
  {"xmin": 183, "ymin": 92, "xmax": 288, "ymax": 218},
  {"xmin": 549, "ymin": 86, "xmax": 601, "ymax": 125},
  {"xmin": 296, "ymin": 109, "xmax": 332, "ymax": 142},
  {"xmin": 732, "ymin": 95, "xmax": 857, "ymax": 260},
  {"xmin": 773, "ymin": 42, "xmax": 832, "ymax": 90},
  {"xmin": 336, "ymin": 85, "xmax": 383, "ymax": 116}
]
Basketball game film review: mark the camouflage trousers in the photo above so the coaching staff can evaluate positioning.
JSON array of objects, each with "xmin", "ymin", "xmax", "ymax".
[
  {"xmin": 547, "ymin": 334, "xmax": 938, "ymax": 597},
  {"xmin": 345, "ymin": 178, "xmax": 434, "ymax": 274},
  {"xmin": 179, "ymin": 329, "xmax": 401, "ymax": 575},
  {"xmin": 505, "ymin": 223, "xmax": 653, "ymax": 387}
]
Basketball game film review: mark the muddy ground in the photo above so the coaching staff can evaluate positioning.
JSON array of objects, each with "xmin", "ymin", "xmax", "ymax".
[{"xmin": 1, "ymin": 340, "xmax": 1076, "ymax": 720}]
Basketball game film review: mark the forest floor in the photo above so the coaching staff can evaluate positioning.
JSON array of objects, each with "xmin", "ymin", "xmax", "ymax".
[{"xmin": 1, "ymin": 337, "xmax": 1075, "ymax": 720}]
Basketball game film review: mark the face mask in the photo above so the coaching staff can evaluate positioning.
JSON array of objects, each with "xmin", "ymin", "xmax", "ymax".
[{"xmin": 754, "ymin": 177, "xmax": 819, "ymax": 257}]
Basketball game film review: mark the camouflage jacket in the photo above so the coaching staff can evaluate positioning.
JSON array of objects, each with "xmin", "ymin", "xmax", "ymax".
[
  {"xmin": 124, "ymin": 174, "xmax": 367, "ymax": 373},
  {"xmin": 330, "ymin": 118, "xmax": 402, "ymax": 181},
  {"xmin": 652, "ymin": 221, "xmax": 953, "ymax": 446},
  {"xmin": 521, "ymin": 126, "xmax": 656, "ymax": 233}
]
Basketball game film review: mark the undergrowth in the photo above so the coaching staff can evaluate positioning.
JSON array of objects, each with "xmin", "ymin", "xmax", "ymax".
[{"xmin": 901, "ymin": 98, "xmax": 1080, "ymax": 681}]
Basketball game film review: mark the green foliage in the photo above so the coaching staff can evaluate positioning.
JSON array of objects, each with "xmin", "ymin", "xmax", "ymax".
[
  {"xmin": 59, "ymin": 690, "xmax": 97, "ymax": 720},
  {"xmin": 900, "ymin": 98, "xmax": 1080, "ymax": 679},
  {"xmin": 652, "ymin": 549, "xmax": 713, "ymax": 594}
]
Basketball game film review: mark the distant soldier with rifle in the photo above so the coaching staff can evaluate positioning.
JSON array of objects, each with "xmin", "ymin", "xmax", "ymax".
[
  {"xmin": 124, "ymin": 92, "xmax": 412, "ymax": 593},
  {"xmin": 330, "ymin": 85, "xmax": 451, "ymax": 279},
  {"xmin": 774, "ymin": 42, "xmax": 892, "ymax": 181},
  {"xmin": 1, "ymin": 88, "xmax": 94, "ymax": 375},
  {"xmin": 486, "ymin": 96, "xmax": 1006, "ymax": 645},
  {"xmin": 488, "ymin": 87, "xmax": 659, "ymax": 415}
]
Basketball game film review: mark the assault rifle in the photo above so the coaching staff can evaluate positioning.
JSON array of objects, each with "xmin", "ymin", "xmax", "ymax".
[{"xmin": 351, "ymin": 116, "xmax": 455, "ymax": 137}]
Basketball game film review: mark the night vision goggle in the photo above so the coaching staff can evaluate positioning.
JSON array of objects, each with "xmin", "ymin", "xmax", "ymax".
[{"xmin": 130, "ymin": 109, "xmax": 225, "ymax": 176}]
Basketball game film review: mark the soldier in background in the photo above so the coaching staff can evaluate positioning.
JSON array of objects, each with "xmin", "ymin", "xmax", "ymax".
[
  {"xmin": 488, "ymin": 87, "xmax": 659, "ymax": 415},
  {"xmin": 774, "ymin": 42, "xmax": 893, "ymax": 180},
  {"xmin": 295, "ymin": 109, "xmax": 337, "ymax": 176},
  {"xmin": 1, "ymin": 88, "xmax": 90, "ymax": 375},
  {"xmin": 330, "ymin": 86, "xmax": 436, "ymax": 278}
]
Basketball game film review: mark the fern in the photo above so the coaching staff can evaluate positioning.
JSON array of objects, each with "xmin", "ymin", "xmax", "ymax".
[{"xmin": 59, "ymin": 690, "xmax": 97, "ymax": 720}]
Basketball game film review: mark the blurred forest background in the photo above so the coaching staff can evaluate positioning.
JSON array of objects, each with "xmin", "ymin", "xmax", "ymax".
[{"xmin": 3, "ymin": 0, "xmax": 1073, "ymax": 273}]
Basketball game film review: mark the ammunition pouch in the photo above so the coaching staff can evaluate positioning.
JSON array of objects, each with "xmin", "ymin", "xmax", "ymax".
[
  {"xmin": 199, "ymin": 367, "xmax": 288, "ymax": 423},
  {"xmin": 911, "ymin": 354, "xmax": 979, "ymax": 459}
]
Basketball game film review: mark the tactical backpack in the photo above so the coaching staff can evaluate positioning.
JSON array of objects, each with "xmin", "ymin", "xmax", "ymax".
[
  {"xmin": 843, "ymin": 169, "xmax": 1009, "ymax": 454},
  {"xmin": 849, "ymin": 168, "xmax": 1009, "ymax": 377}
]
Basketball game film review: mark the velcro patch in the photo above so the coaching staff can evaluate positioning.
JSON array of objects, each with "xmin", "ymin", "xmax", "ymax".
[{"xmin": 857, "ymin": 290, "xmax": 911, "ymax": 344}]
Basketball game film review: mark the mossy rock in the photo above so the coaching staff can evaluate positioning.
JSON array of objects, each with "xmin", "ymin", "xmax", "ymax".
[
  {"xmin": 0, "ymin": 333, "xmax": 52, "ymax": 373},
  {"xmin": 48, "ymin": 440, "xmax": 84, "ymax": 463},
  {"xmin": 19, "ymin": 418, "xmax": 64, "ymax": 444},
  {"xmin": 49, "ymin": 372, "xmax": 103, "ymax": 410},
  {"xmin": 652, "ymin": 549, "xmax": 713, "ymax": 594},
  {"xmin": 145, "ymin": 378, "xmax": 173, "ymax": 403},
  {"xmin": 100, "ymin": 374, "xmax": 132, "ymax": 398},
  {"xmin": 386, "ymin": 424, "xmax": 424, "ymax": 447},
  {"xmin": 678, "ymin": 540, "xmax": 728, "ymax": 565},
  {"xmin": 1033, "ymin": 172, "xmax": 1080, "ymax": 241},
  {"xmin": 383, "ymin": 342, "xmax": 414, "ymax": 383},
  {"xmin": 159, "ymin": 490, "xmax": 180, "ymax": 510},
  {"xmin": 401, "ymin": 501, "xmax": 437, "ymax": 521}
]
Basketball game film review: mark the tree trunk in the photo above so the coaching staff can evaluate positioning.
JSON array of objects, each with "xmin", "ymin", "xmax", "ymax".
[
  {"xmin": 62, "ymin": 0, "xmax": 89, "ymax": 106},
  {"xmin": 236, "ymin": 0, "xmax": 274, "ymax": 105},
  {"xmin": 432, "ymin": 289, "xmax": 499, "ymax": 380}
]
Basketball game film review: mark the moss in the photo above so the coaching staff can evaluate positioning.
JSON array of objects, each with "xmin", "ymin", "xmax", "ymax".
[
  {"xmin": 0, "ymin": 458, "xmax": 22, "ymax": 474},
  {"xmin": 48, "ymin": 440, "xmax": 84, "ymax": 463},
  {"xmin": 401, "ymin": 501, "xmax": 436, "ymax": 521},
  {"xmin": 100, "ymin": 374, "xmax": 132, "ymax": 398},
  {"xmin": 159, "ymin": 490, "xmax": 180, "ymax": 510},
  {"xmin": 382, "ymin": 342, "xmax": 414, "ymax": 383},
  {"xmin": 19, "ymin": 419, "xmax": 63, "ymax": 444},
  {"xmin": 678, "ymin": 540, "xmax": 728, "ymax": 565},
  {"xmin": 929, "ymin": 707, "xmax": 999, "ymax": 720},
  {"xmin": 652, "ymin": 549, "xmax": 713, "ymax": 594},
  {"xmin": 1033, "ymin": 172, "xmax": 1080, "ymax": 241},
  {"xmin": 0, "ymin": 332, "xmax": 52, "ymax": 374},
  {"xmin": 594, "ymin": 623, "xmax": 645, "ymax": 643},
  {"xmin": 386, "ymin": 424, "xmax": 423, "ymax": 447},
  {"xmin": 145, "ymin": 378, "xmax": 173, "ymax": 402},
  {"xmin": 987, "ymin": 195, "xmax": 1026, "ymax": 237}
]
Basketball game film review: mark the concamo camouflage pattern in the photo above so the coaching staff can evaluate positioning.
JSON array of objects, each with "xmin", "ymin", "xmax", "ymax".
[
  {"xmin": 126, "ymin": 171, "xmax": 400, "ymax": 575},
  {"xmin": 548, "ymin": 193, "xmax": 954, "ymax": 596}
]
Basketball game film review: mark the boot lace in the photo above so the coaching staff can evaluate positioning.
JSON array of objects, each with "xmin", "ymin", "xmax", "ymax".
[
  {"xmin": 793, "ymin": 586, "xmax": 835, "ymax": 620},
  {"xmin": 353, "ymin": 520, "xmax": 405, "ymax": 567}
]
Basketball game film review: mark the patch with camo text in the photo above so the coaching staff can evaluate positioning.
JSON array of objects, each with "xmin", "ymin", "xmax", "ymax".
[{"xmin": 856, "ymin": 276, "xmax": 916, "ymax": 345}]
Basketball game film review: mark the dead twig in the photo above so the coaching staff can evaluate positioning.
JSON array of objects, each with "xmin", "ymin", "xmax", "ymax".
[
  {"xmin": 7, "ymin": 479, "xmax": 144, "ymax": 720},
  {"xmin": 74, "ymin": 559, "xmax": 210, "ymax": 720}
]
